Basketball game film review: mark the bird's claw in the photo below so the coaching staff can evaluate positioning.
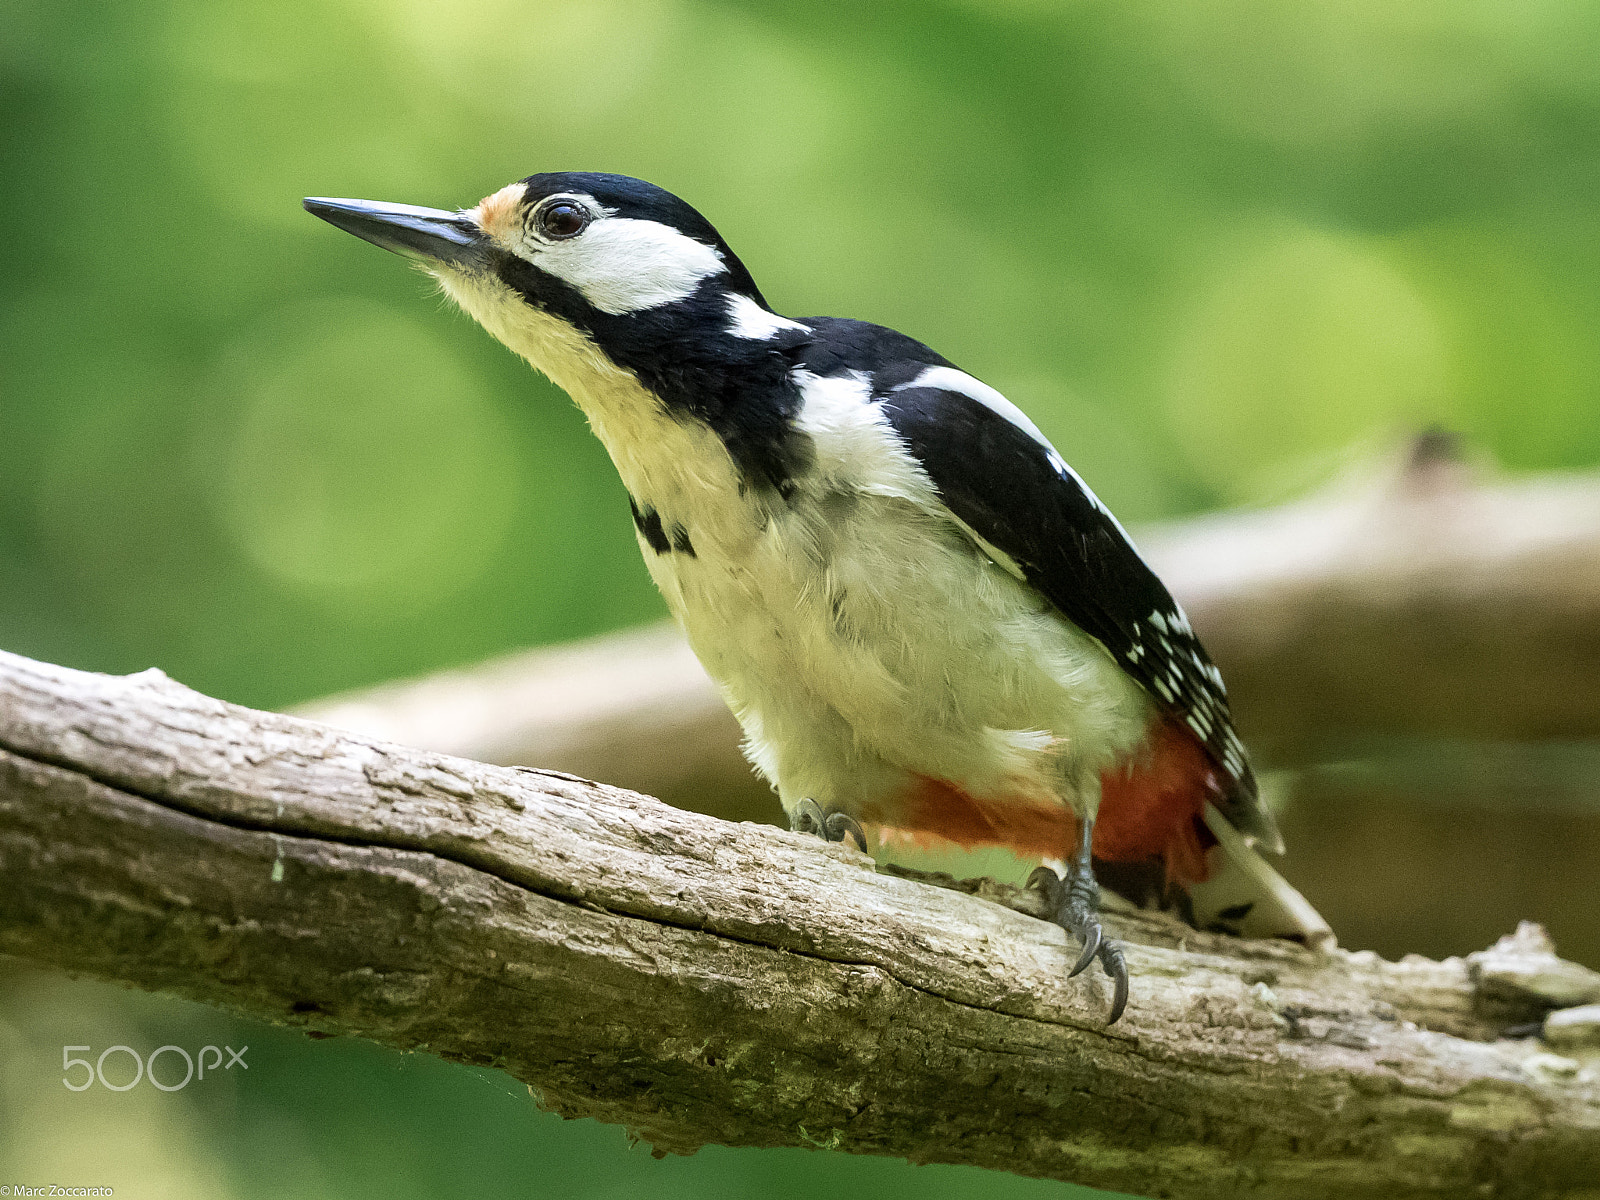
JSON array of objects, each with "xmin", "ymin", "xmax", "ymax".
[
  {"xmin": 1029, "ymin": 861, "xmax": 1129, "ymax": 1024},
  {"xmin": 1069, "ymin": 921, "xmax": 1102, "ymax": 978},
  {"xmin": 1102, "ymin": 939, "xmax": 1129, "ymax": 1025},
  {"xmin": 791, "ymin": 797, "xmax": 828, "ymax": 837},
  {"xmin": 790, "ymin": 798, "xmax": 869, "ymax": 853}
]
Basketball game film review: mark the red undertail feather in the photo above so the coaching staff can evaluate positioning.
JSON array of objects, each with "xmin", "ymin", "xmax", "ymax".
[
  {"xmin": 1093, "ymin": 718, "xmax": 1215, "ymax": 887},
  {"xmin": 881, "ymin": 718, "xmax": 1217, "ymax": 888}
]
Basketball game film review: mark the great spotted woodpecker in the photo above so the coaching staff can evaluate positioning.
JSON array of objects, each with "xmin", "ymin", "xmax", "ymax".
[{"xmin": 305, "ymin": 173, "xmax": 1330, "ymax": 1023}]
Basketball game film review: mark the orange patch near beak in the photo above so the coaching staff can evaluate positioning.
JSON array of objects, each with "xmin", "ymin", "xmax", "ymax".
[{"xmin": 473, "ymin": 181, "xmax": 527, "ymax": 244}]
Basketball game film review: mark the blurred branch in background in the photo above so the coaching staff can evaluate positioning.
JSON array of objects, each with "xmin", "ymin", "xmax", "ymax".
[
  {"xmin": 1146, "ymin": 435, "xmax": 1600, "ymax": 761},
  {"xmin": 296, "ymin": 442, "xmax": 1600, "ymax": 968},
  {"xmin": 2, "ymin": 651, "xmax": 1598, "ymax": 1200},
  {"xmin": 298, "ymin": 622, "xmax": 760, "ymax": 819}
]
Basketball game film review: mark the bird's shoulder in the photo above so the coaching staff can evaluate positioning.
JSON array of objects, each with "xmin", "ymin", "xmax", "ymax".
[{"xmin": 787, "ymin": 315, "xmax": 955, "ymax": 381}]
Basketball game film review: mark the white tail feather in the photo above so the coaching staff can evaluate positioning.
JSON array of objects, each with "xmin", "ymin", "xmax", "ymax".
[{"xmin": 1189, "ymin": 802, "xmax": 1335, "ymax": 949}]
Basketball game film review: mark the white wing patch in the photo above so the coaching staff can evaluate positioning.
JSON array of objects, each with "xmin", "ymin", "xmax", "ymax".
[
  {"xmin": 899, "ymin": 365, "xmax": 1054, "ymax": 452},
  {"xmin": 791, "ymin": 368, "xmax": 933, "ymax": 505},
  {"xmin": 726, "ymin": 293, "xmax": 808, "ymax": 340},
  {"xmin": 892, "ymin": 365, "xmax": 1137, "ymax": 537},
  {"xmin": 532, "ymin": 213, "xmax": 728, "ymax": 315}
]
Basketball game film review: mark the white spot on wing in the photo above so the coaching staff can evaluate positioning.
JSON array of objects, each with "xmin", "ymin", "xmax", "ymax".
[
  {"xmin": 795, "ymin": 366, "xmax": 1030, "ymax": 580},
  {"xmin": 790, "ymin": 368, "xmax": 933, "ymax": 507},
  {"xmin": 726, "ymin": 293, "xmax": 808, "ymax": 340}
]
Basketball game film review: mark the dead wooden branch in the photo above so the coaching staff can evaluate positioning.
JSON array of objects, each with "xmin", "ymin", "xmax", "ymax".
[
  {"xmin": 297, "ymin": 622, "xmax": 771, "ymax": 822},
  {"xmin": 2, "ymin": 650, "xmax": 1597, "ymax": 1199}
]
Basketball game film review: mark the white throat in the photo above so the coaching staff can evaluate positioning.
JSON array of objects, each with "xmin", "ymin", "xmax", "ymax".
[{"xmin": 431, "ymin": 267, "xmax": 734, "ymax": 510}]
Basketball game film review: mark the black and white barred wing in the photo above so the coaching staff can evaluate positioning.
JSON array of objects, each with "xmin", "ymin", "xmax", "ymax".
[{"xmin": 875, "ymin": 366, "xmax": 1281, "ymax": 850}]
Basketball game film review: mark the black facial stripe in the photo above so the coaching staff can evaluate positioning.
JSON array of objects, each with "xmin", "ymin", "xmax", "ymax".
[{"xmin": 497, "ymin": 254, "xmax": 813, "ymax": 496}]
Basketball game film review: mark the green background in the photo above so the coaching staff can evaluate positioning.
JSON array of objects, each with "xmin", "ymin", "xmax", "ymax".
[{"xmin": 3, "ymin": 1, "xmax": 1599, "ymax": 1196}]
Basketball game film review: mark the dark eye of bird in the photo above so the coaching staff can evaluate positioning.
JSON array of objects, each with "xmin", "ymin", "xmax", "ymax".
[{"xmin": 537, "ymin": 201, "xmax": 588, "ymax": 240}]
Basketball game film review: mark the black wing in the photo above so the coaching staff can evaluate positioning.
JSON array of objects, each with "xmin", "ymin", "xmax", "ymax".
[{"xmin": 794, "ymin": 320, "xmax": 1279, "ymax": 849}]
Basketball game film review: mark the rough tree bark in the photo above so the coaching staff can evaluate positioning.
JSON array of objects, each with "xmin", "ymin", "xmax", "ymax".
[{"xmin": 2, "ymin": 651, "xmax": 1597, "ymax": 1200}]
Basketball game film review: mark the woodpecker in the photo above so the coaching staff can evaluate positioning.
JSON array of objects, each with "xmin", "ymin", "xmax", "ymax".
[{"xmin": 305, "ymin": 173, "xmax": 1330, "ymax": 1023}]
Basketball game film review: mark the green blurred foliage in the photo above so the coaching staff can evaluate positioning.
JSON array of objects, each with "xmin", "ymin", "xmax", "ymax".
[
  {"xmin": 6, "ymin": 0, "xmax": 1600, "ymax": 710},
  {"xmin": 3, "ymin": 0, "xmax": 1599, "ymax": 1195}
]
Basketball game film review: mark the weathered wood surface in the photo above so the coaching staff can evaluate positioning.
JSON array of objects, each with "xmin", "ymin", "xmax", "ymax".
[{"xmin": 2, "ymin": 650, "xmax": 1599, "ymax": 1199}]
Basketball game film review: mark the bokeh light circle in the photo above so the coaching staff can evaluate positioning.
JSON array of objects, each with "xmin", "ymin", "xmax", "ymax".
[
  {"xmin": 208, "ymin": 297, "xmax": 520, "ymax": 615},
  {"xmin": 1166, "ymin": 222, "xmax": 1449, "ymax": 503}
]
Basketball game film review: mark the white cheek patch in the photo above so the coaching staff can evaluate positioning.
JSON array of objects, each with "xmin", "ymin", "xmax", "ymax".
[{"xmin": 533, "ymin": 217, "xmax": 729, "ymax": 315}]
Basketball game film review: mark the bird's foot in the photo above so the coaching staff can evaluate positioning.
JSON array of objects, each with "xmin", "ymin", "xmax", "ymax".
[
  {"xmin": 1028, "ymin": 860, "xmax": 1129, "ymax": 1024},
  {"xmin": 790, "ymin": 798, "xmax": 869, "ymax": 853}
]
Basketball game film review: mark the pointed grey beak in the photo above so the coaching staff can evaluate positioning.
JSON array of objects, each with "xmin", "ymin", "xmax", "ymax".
[{"xmin": 303, "ymin": 197, "xmax": 492, "ymax": 271}]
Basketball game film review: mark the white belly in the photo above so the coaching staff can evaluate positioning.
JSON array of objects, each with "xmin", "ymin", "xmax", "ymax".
[{"xmin": 614, "ymin": 374, "xmax": 1155, "ymax": 821}]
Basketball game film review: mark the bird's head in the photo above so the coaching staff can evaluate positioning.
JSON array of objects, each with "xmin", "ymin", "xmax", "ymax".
[{"xmin": 304, "ymin": 172, "xmax": 793, "ymax": 401}]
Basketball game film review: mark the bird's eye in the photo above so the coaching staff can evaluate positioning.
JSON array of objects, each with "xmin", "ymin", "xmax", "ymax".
[{"xmin": 537, "ymin": 201, "xmax": 588, "ymax": 240}]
